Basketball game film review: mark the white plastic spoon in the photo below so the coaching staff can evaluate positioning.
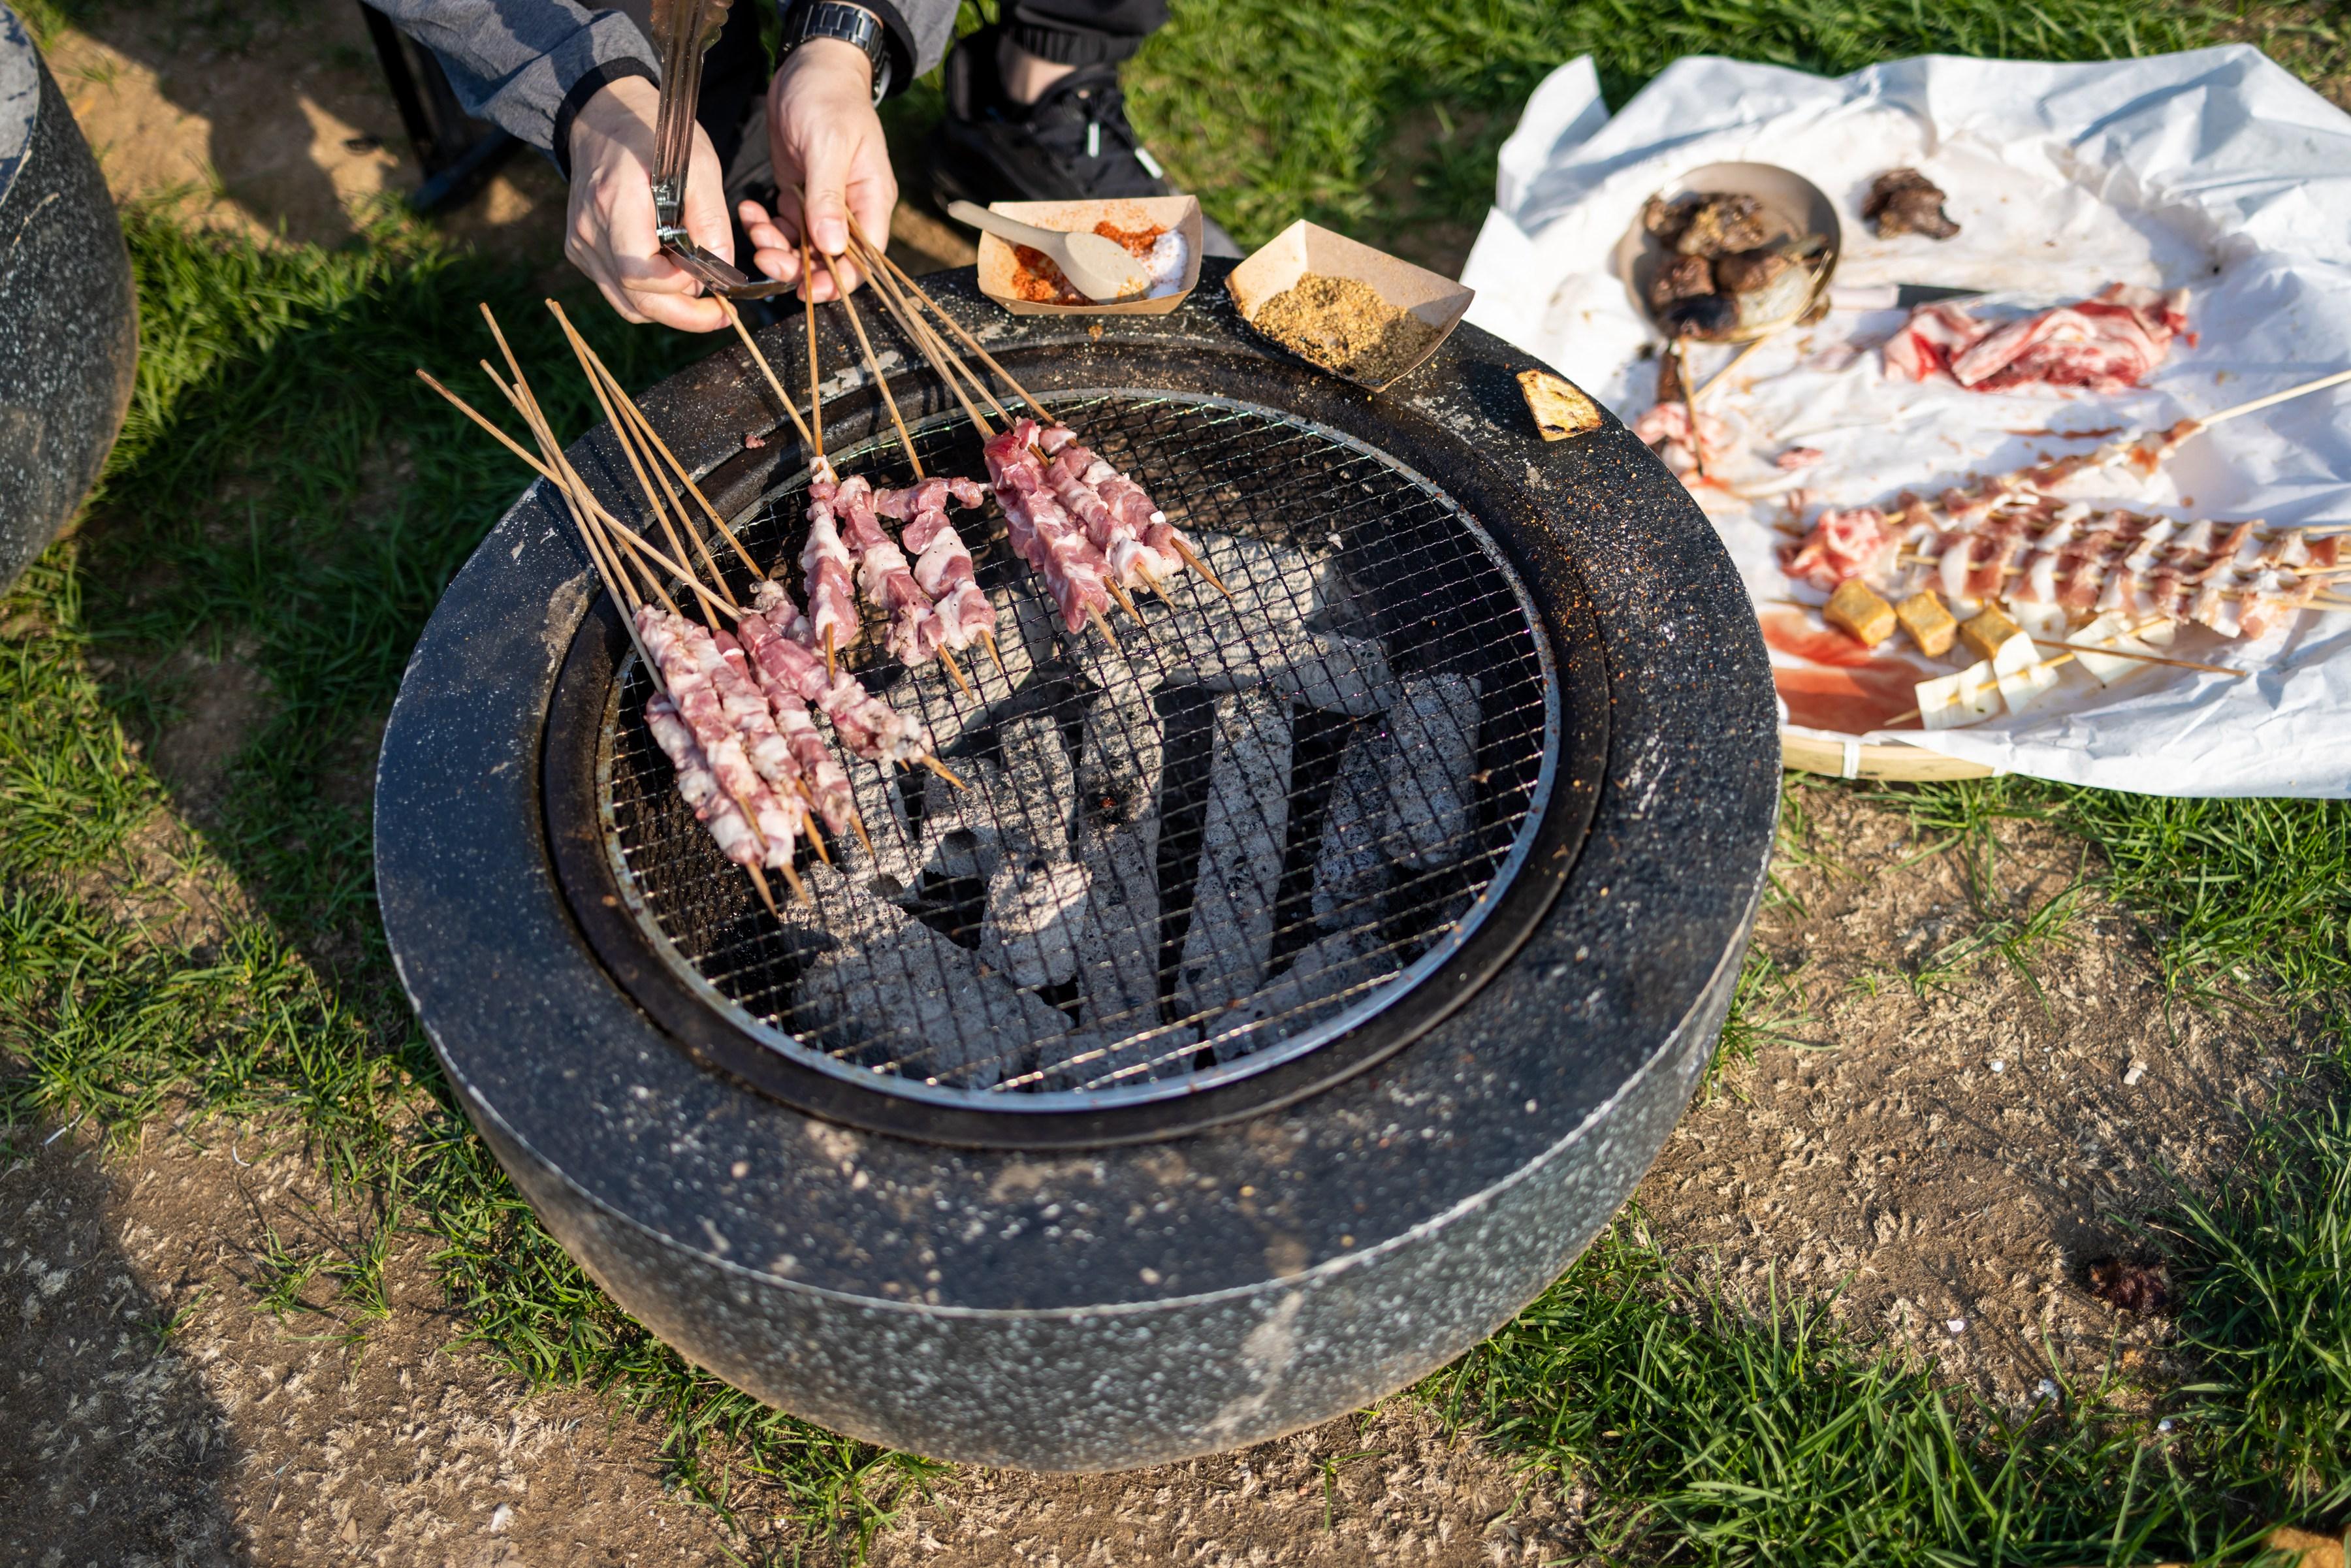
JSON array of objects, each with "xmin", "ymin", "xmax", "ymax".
[{"xmin": 947, "ymin": 200, "xmax": 1148, "ymax": 302}]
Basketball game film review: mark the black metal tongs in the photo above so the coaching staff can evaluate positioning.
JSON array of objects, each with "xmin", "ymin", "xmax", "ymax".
[{"xmin": 649, "ymin": 0, "xmax": 790, "ymax": 298}]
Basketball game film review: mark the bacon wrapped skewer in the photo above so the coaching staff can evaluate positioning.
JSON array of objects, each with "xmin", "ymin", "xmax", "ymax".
[
  {"xmin": 801, "ymin": 473, "xmax": 859, "ymax": 665},
  {"xmin": 635, "ymin": 607, "xmax": 801, "ymax": 865},
  {"xmin": 984, "ymin": 417, "xmax": 1112, "ymax": 633},
  {"xmin": 744, "ymin": 579, "xmax": 934, "ymax": 769},
  {"xmin": 875, "ymin": 476, "xmax": 996, "ymax": 652},
  {"xmin": 831, "ymin": 473, "xmax": 945, "ymax": 666}
]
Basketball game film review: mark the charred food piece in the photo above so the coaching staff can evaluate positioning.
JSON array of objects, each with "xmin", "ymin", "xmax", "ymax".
[
  {"xmin": 2087, "ymin": 1256, "xmax": 2171, "ymax": 1315},
  {"xmin": 1642, "ymin": 193, "xmax": 1696, "ymax": 248},
  {"xmin": 1647, "ymin": 254, "xmax": 1718, "ymax": 313},
  {"xmin": 1657, "ymin": 293, "xmax": 1740, "ymax": 341},
  {"xmin": 1673, "ymin": 194, "xmax": 1774, "ymax": 258},
  {"xmin": 1713, "ymin": 248, "xmax": 1793, "ymax": 296},
  {"xmin": 1863, "ymin": 168, "xmax": 1960, "ymax": 240},
  {"xmin": 1518, "ymin": 369, "xmax": 1604, "ymax": 441}
]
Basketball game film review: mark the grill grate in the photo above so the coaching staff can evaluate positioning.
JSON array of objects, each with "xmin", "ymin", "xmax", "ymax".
[{"xmin": 598, "ymin": 391, "xmax": 1559, "ymax": 1110}]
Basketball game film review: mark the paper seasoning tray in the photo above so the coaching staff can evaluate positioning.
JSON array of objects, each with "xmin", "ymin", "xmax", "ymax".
[
  {"xmin": 974, "ymin": 195, "xmax": 1204, "ymax": 317},
  {"xmin": 1226, "ymin": 221, "xmax": 1475, "ymax": 391}
]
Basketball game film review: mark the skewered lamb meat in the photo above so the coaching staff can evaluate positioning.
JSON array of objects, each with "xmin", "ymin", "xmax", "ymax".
[
  {"xmin": 636, "ymin": 608, "xmax": 801, "ymax": 868},
  {"xmin": 875, "ymin": 476, "xmax": 996, "ymax": 654},
  {"xmin": 983, "ymin": 418, "xmax": 1113, "ymax": 632}
]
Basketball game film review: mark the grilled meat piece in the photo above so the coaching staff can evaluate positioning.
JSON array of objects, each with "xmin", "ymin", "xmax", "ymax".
[
  {"xmin": 1658, "ymin": 292, "xmax": 1740, "ymax": 340},
  {"xmin": 1646, "ymin": 254, "xmax": 1717, "ymax": 313},
  {"xmin": 1641, "ymin": 193, "xmax": 1695, "ymax": 248},
  {"xmin": 1713, "ymin": 248, "xmax": 1793, "ymax": 295},
  {"xmin": 1673, "ymin": 194, "xmax": 1773, "ymax": 257},
  {"xmin": 1863, "ymin": 168, "xmax": 1960, "ymax": 239}
]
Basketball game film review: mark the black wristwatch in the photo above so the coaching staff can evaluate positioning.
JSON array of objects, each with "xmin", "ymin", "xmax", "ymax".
[{"xmin": 782, "ymin": 1, "xmax": 893, "ymax": 103}]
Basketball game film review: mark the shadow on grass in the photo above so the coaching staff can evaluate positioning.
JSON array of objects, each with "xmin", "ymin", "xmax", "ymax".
[{"xmin": 1, "ymin": 205, "xmax": 944, "ymax": 1556}]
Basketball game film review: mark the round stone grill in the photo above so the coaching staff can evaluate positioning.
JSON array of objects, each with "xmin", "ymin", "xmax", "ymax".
[{"xmin": 594, "ymin": 390, "xmax": 1559, "ymax": 1112}]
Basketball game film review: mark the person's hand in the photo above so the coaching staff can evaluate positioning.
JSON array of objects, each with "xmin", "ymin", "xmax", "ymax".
[
  {"xmin": 739, "ymin": 38, "xmax": 895, "ymax": 300},
  {"xmin": 564, "ymin": 75, "xmax": 733, "ymax": 331}
]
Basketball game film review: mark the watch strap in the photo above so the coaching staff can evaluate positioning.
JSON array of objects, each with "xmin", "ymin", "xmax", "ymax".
[{"xmin": 787, "ymin": 1, "xmax": 893, "ymax": 103}]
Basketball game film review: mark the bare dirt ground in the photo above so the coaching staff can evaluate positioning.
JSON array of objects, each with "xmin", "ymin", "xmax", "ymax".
[
  {"xmin": 8, "ymin": 6, "xmax": 2324, "ymax": 1562},
  {"xmin": 42, "ymin": 1, "xmax": 970, "ymax": 282},
  {"xmin": 1642, "ymin": 787, "xmax": 2305, "ymax": 1411}
]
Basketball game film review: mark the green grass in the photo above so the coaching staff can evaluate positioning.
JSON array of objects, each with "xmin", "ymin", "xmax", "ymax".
[
  {"xmin": 1125, "ymin": 0, "xmax": 2223, "ymax": 253},
  {"xmin": 1433, "ymin": 1217, "xmax": 2248, "ymax": 1566},
  {"xmin": 6, "ymin": 0, "xmax": 2351, "ymax": 1561},
  {"xmin": 2166, "ymin": 1081, "xmax": 2351, "ymax": 1521},
  {"xmin": 0, "ymin": 206, "xmax": 936, "ymax": 1556}
]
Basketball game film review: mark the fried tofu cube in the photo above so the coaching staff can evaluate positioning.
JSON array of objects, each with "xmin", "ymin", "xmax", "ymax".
[
  {"xmin": 1958, "ymin": 603, "xmax": 2023, "ymax": 663},
  {"xmin": 1824, "ymin": 579, "xmax": 1896, "ymax": 647},
  {"xmin": 1894, "ymin": 589, "xmax": 1957, "ymax": 657},
  {"xmin": 1917, "ymin": 660, "xmax": 2002, "ymax": 729}
]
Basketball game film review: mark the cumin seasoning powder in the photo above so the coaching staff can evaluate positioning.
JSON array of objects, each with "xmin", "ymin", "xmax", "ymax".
[{"xmin": 1250, "ymin": 274, "xmax": 1441, "ymax": 383}]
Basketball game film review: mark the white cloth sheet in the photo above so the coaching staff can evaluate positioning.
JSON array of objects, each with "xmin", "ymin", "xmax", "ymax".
[{"xmin": 1460, "ymin": 48, "xmax": 2351, "ymax": 796}]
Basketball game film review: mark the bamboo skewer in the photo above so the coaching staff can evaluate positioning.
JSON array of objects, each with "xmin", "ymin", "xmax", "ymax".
[
  {"xmin": 475, "ymin": 360, "xmax": 687, "ymax": 622},
  {"xmin": 814, "ymin": 247, "xmax": 922, "ymax": 479},
  {"xmin": 430, "ymin": 373, "xmax": 652, "ymax": 675},
  {"xmin": 415, "ymin": 368, "xmax": 675, "ymax": 608},
  {"xmin": 475, "ymin": 313, "xmax": 780, "ymax": 883},
  {"xmin": 543, "ymin": 319, "xmax": 725, "ymax": 624},
  {"xmin": 548, "ymin": 301, "xmax": 767, "ymax": 583},
  {"xmin": 715, "ymin": 296, "xmax": 825, "ymax": 468},
  {"xmin": 850, "ymin": 219, "xmax": 1050, "ymax": 423},
  {"xmin": 1695, "ymin": 332, "xmax": 1776, "ymax": 404},
  {"xmin": 2188, "ymin": 366, "xmax": 2351, "ymax": 434},
  {"xmin": 804, "ymin": 238, "xmax": 826, "ymax": 468},
  {"xmin": 854, "ymin": 238, "xmax": 1000, "ymax": 436},
  {"xmin": 939, "ymin": 647, "xmax": 974, "ymax": 695},
  {"xmin": 2030, "ymin": 637, "xmax": 2245, "ymax": 677}
]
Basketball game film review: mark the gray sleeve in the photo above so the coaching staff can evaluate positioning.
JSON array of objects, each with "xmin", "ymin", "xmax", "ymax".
[
  {"xmin": 857, "ymin": 0, "xmax": 963, "ymax": 81},
  {"xmin": 362, "ymin": 1, "xmax": 659, "ymax": 167}
]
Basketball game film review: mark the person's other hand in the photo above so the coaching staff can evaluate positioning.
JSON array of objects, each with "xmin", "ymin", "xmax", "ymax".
[
  {"xmin": 564, "ymin": 75, "xmax": 733, "ymax": 331},
  {"xmin": 739, "ymin": 38, "xmax": 895, "ymax": 300}
]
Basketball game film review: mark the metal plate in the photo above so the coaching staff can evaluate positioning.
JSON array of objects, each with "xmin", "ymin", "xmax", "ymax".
[{"xmin": 546, "ymin": 389, "xmax": 1609, "ymax": 1147}]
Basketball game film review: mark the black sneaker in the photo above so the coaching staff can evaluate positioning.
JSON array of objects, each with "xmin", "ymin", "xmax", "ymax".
[{"xmin": 926, "ymin": 29, "xmax": 1243, "ymax": 257}]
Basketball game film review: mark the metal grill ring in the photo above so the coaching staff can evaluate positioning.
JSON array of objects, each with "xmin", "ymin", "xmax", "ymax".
[{"xmin": 596, "ymin": 392, "xmax": 1560, "ymax": 1113}]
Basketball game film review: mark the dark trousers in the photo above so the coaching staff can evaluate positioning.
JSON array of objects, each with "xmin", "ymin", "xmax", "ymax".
[
  {"xmin": 699, "ymin": 0, "xmax": 1172, "ymax": 256},
  {"xmin": 1003, "ymin": 0, "xmax": 1170, "ymax": 65}
]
